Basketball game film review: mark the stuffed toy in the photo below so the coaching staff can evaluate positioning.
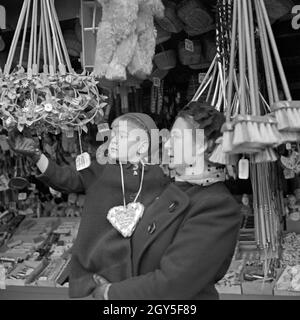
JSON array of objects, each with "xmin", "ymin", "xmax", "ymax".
[
  {"xmin": 94, "ymin": 0, "xmax": 139, "ymax": 81},
  {"xmin": 128, "ymin": 0, "xmax": 165, "ymax": 79},
  {"xmin": 94, "ymin": 0, "xmax": 164, "ymax": 81}
]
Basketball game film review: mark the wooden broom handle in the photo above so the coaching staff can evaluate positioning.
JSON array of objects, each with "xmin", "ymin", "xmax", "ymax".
[
  {"xmin": 191, "ymin": 55, "xmax": 217, "ymax": 101},
  {"xmin": 50, "ymin": 0, "xmax": 73, "ymax": 73},
  {"xmin": 238, "ymin": 0, "xmax": 246, "ymax": 115},
  {"xmin": 206, "ymin": 63, "xmax": 218, "ymax": 102},
  {"xmin": 45, "ymin": 0, "xmax": 63, "ymax": 67},
  {"xmin": 226, "ymin": 0, "xmax": 238, "ymax": 121},
  {"xmin": 247, "ymin": 0, "xmax": 261, "ymax": 115},
  {"xmin": 40, "ymin": 0, "xmax": 48, "ymax": 73},
  {"xmin": 32, "ymin": 0, "xmax": 38, "ymax": 73},
  {"xmin": 259, "ymin": 0, "xmax": 292, "ymax": 101},
  {"xmin": 4, "ymin": 0, "xmax": 29, "ymax": 74},
  {"xmin": 243, "ymin": 0, "xmax": 258, "ymax": 116},
  {"xmin": 19, "ymin": 0, "xmax": 31, "ymax": 67},
  {"xmin": 211, "ymin": 72, "xmax": 220, "ymax": 106},
  {"xmin": 37, "ymin": 7, "xmax": 43, "ymax": 72},
  {"xmin": 27, "ymin": 0, "xmax": 37, "ymax": 76},
  {"xmin": 254, "ymin": 0, "xmax": 276, "ymax": 105},
  {"xmin": 42, "ymin": 0, "xmax": 54, "ymax": 75},
  {"xmin": 256, "ymin": 0, "xmax": 279, "ymax": 103}
]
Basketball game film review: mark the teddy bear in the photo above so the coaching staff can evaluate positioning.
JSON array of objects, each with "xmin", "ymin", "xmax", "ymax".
[
  {"xmin": 94, "ymin": 0, "xmax": 164, "ymax": 81},
  {"xmin": 128, "ymin": 0, "xmax": 165, "ymax": 79},
  {"xmin": 94, "ymin": 0, "xmax": 139, "ymax": 81}
]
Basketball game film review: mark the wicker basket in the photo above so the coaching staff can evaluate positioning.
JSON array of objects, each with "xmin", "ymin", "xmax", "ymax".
[
  {"xmin": 155, "ymin": 24, "xmax": 172, "ymax": 45},
  {"xmin": 189, "ymin": 61, "xmax": 210, "ymax": 70},
  {"xmin": 264, "ymin": 0, "xmax": 294, "ymax": 23},
  {"xmin": 63, "ymin": 30, "xmax": 82, "ymax": 57},
  {"xmin": 178, "ymin": 40, "xmax": 202, "ymax": 66},
  {"xmin": 149, "ymin": 68, "xmax": 169, "ymax": 81},
  {"xmin": 12, "ymin": 42, "xmax": 43, "ymax": 68},
  {"xmin": 202, "ymin": 36, "xmax": 216, "ymax": 64},
  {"xmin": 125, "ymin": 73, "xmax": 144, "ymax": 87},
  {"xmin": 183, "ymin": 23, "xmax": 215, "ymax": 37},
  {"xmin": 178, "ymin": 0, "xmax": 213, "ymax": 34},
  {"xmin": 153, "ymin": 50, "xmax": 177, "ymax": 70},
  {"xmin": 186, "ymin": 73, "xmax": 203, "ymax": 101},
  {"xmin": 155, "ymin": 0, "xmax": 183, "ymax": 33}
]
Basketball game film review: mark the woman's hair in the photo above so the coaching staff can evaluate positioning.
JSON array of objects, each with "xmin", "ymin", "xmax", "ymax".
[
  {"xmin": 177, "ymin": 102, "xmax": 225, "ymax": 142},
  {"xmin": 112, "ymin": 114, "xmax": 152, "ymax": 143},
  {"xmin": 176, "ymin": 102, "xmax": 225, "ymax": 155},
  {"xmin": 112, "ymin": 114, "xmax": 157, "ymax": 163}
]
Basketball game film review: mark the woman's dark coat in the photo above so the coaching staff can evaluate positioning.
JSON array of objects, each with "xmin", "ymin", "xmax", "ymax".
[{"xmin": 38, "ymin": 160, "xmax": 241, "ymax": 300}]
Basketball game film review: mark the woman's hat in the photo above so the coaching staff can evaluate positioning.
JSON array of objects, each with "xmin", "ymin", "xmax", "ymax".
[{"xmin": 113, "ymin": 113, "xmax": 158, "ymax": 134}]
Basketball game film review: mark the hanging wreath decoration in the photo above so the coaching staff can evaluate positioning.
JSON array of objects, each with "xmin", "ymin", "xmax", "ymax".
[
  {"xmin": 0, "ymin": 0, "xmax": 107, "ymax": 135},
  {"xmin": 0, "ymin": 68, "xmax": 107, "ymax": 134}
]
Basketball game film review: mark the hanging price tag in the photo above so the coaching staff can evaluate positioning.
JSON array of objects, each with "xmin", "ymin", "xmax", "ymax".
[
  {"xmin": 153, "ymin": 77, "xmax": 161, "ymax": 87},
  {"xmin": 65, "ymin": 129, "xmax": 75, "ymax": 138},
  {"xmin": 49, "ymin": 187, "xmax": 62, "ymax": 198},
  {"xmin": 0, "ymin": 135, "xmax": 10, "ymax": 151},
  {"xmin": 96, "ymin": 123, "xmax": 111, "ymax": 141},
  {"xmin": 9, "ymin": 202, "xmax": 16, "ymax": 211},
  {"xmin": 198, "ymin": 73, "xmax": 206, "ymax": 84},
  {"xmin": 185, "ymin": 39, "xmax": 194, "ymax": 52},
  {"xmin": 18, "ymin": 193, "xmax": 27, "ymax": 201},
  {"xmin": 76, "ymin": 152, "xmax": 91, "ymax": 171},
  {"xmin": 29, "ymin": 183, "xmax": 36, "ymax": 191},
  {"xmin": 286, "ymin": 143, "xmax": 292, "ymax": 151},
  {"xmin": 0, "ymin": 265, "xmax": 6, "ymax": 290},
  {"xmin": 0, "ymin": 174, "xmax": 9, "ymax": 191},
  {"xmin": 238, "ymin": 158, "xmax": 249, "ymax": 180},
  {"xmin": 97, "ymin": 123, "xmax": 110, "ymax": 134}
]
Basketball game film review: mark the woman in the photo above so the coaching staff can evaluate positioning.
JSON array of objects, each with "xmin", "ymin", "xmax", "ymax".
[
  {"xmin": 9, "ymin": 113, "xmax": 170, "ymax": 298},
  {"xmin": 11, "ymin": 104, "xmax": 241, "ymax": 300},
  {"xmin": 93, "ymin": 102, "xmax": 242, "ymax": 300}
]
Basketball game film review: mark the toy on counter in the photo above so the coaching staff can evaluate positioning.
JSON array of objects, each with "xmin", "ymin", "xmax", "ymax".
[
  {"xmin": 216, "ymin": 259, "xmax": 244, "ymax": 294},
  {"xmin": 93, "ymin": 0, "xmax": 164, "ymax": 81},
  {"xmin": 50, "ymin": 200, "xmax": 68, "ymax": 218},
  {"xmin": 281, "ymin": 233, "xmax": 300, "ymax": 267},
  {"xmin": 240, "ymin": 194, "xmax": 254, "ymax": 229},
  {"xmin": 286, "ymin": 194, "xmax": 300, "ymax": 222},
  {"xmin": 281, "ymin": 149, "xmax": 300, "ymax": 180},
  {"xmin": 275, "ymin": 265, "xmax": 300, "ymax": 293},
  {"xmin": 65, "ymin": 193, "xmax": 80, "ymax": 218}
]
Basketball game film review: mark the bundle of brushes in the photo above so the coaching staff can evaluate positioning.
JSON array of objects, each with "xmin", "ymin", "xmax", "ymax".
[{"xmin": 222, "ymin": 0, "xmax": 282, "ymax": 161}]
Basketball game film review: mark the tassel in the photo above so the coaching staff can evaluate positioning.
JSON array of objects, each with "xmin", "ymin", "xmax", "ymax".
[
  {"xmin": 253, "ymin": 148, "xmax": 278, "ymax": 164},
  {"xmin": 279, "ymin": 131, "xmax": 298, "ymax": 143},
  {"xmin": 233, "ymin": 122, "xmax": 247, "ymax": 147},
  {"xmin": 259, "ymin": 123, "xmax": 272, "ymax": 146},
  {"xmin": 248, "ymin": 122, "xmax": 262, "ymax": 145},
  {"xmin": 286, "ymin": 108, "xmax": 297, "ymax": 129},
  {"xmin": 291, "ymin": 108, "xmax": 300, "ymax": 129},
  {"xmin": 222, "ymin": 131, "xmax": 234, "ymax": 153},
  {"xmin": 276, "ymin": 109, "xmax": 290, "ymax": 131},
  {"xmin": 265, "ymin": 123, "xmax": 279, "ymax": 145},
  {"xmin": 209, "ymin": 143, "xmax": 227, "ymax": 165}
]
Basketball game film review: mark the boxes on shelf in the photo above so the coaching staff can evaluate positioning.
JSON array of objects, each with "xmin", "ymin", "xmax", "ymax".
[
  {"xmin": 216, "ymin": 260, "xmax": 243, "ymax": 295},
  {"xmin": 241, "ymin": 266, "xmax": 281, "ymax": 296},
  {"xmin": 286, "ymin": 219, "xmax": 300, "ymax": 235},
  {"xmin": 5, "ymin": 259, "xmax": 47, "ymax": 286},
  {"xmin": 35, "ymin": 256, "xmax": 71, "ymax": 288},
  {"xmin": 274, "ymin": 265, "xmax": 300, "ymax": 296},
  {"xmin": 0, "ymin": 216, "xmax": 80, "ymax": 289}
]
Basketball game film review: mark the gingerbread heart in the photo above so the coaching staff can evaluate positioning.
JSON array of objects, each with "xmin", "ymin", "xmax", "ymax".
[{"xmin": 107, "ymin": 202, "xmax": 144, "ymax": 238}]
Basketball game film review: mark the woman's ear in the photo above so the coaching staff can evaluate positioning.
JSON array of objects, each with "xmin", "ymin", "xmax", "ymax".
[
  {"xmin": 206, "ymin": 139, "xmax": 215, "ymax": 154},
  {"xmin": 138, "ymin": 140, "xmax": 150, "ymax": 155}
]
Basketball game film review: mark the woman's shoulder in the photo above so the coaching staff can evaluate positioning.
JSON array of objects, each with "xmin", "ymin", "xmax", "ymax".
[{"xmin": 184, "ymin": 182, "xmax": 239, "ymax": 208}]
